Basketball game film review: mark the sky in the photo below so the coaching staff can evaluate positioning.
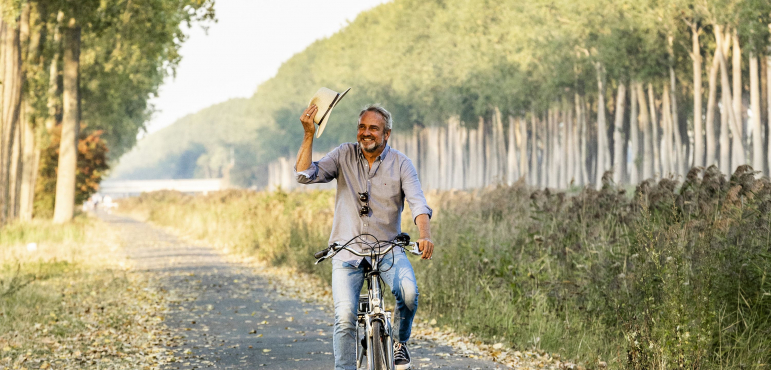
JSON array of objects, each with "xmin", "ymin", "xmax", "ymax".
[{"xmin": 143, "ymin": 0, "xmax": 390, "ymax": 136}]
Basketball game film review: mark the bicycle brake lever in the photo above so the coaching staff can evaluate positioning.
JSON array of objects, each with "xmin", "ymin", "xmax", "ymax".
[{"xmin": 406, "ymin": 242, "xmax": 422, "ymax": 256}]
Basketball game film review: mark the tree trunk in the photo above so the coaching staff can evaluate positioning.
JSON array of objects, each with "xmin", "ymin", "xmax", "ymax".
[
  {"xmin": 564, "ymin": 99, "xmax": 574, "ymax": 185},
  {"xmin": 662, "ymin": 83, "xmax": 674, "ymax": 177},
  {"xmin": 595, "ymin": 63, "xmax": 608, "ymax": 189},
  {"xmin": 613, "ymin": 82, "xmax": 626, "ymax": 184},
  {"xmin": 750, "ymin": 51, "xmax": 763, "ymax": 173},
  {"xmin": 768, "ymin": 52, "xmax": 771, "ymax": 176},
  {"xmin": 580, "ymin": 95, "xmax": 589, "ymax": 185},
  {"xmin": 670, "ymin": 66, "xmax": 684, "ymax": 176},
  {"xmin": 647, "ymin": 83, "xmax": 660, "ymax": 178},
  {"xmin": 507, "ymin": 115, "xmax": 517, "ymax": 184},
  {"xmin": 1, "ymin": 20, "xmax": 24, "ymax": 225},
  {"xmin": 53, "ymin": 22, "xmax": 80, "ymax": 223},
  {"xmin": 518, "ymin": 116, "xmax": 528, "ymax": 182},
  {"xmin": 551, "ymin": 109, "xmax": 558, "ymax": 187},
  {"xmin": 716, "ymin": 26, "xmax": 746, "ymax": 172},
  {"xmin": 732, "ymin": 30, "xmax": 743, "ymax": 139},
  {"xmin": 706, "ymin": 37, "xmax": 720, "ymax": 167},
  {"xmin": 636, "ymin": 83, "xmax": 652, "ymax": 180},
  {"xmin": 19, "ymin": 2, "xmax": 45, "ymax": 221},
  {"xmin": 691, "ymin": 23, "xmax": 704, "ymax": 168},
  {"xmin": 629, "ymin": 83, "xmax": 639, "ymax": 184},
  {"xmin": 539, "ymin": 113, "xmax": 547, "ymax": 187},
  {"xmin": 530, "ymin": 110, "xmax": 538, "ymax": 186}
]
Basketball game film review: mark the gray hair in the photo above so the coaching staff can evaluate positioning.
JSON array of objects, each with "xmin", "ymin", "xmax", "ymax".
[{"xmin": 358, "ymin": 104, "xmax": 393, "ymax": 131}]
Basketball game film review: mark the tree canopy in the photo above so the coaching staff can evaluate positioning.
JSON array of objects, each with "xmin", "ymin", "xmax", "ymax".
[{"xmin": 112, "ymin": 0, "xmax": 771, "ymax": 187}]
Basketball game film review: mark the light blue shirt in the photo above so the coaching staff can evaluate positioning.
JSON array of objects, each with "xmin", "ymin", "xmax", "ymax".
[{"xmin": 295, "ymin": 143, "xmax": 432, "ymax": 266}]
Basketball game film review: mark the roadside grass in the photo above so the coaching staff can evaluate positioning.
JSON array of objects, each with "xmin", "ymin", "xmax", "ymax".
[
  {"xmin": 0, "ymin": 215, "xmax": 173, "ymax": 369},
  {"xmin": 118, "ymin": 165, "xmax": 771, "ymax": 369}
]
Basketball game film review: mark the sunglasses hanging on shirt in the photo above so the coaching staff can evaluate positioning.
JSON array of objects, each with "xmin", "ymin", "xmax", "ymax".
[{"xmin": 358, "ymin": 192, "xmax": 370, "ymax": 216}]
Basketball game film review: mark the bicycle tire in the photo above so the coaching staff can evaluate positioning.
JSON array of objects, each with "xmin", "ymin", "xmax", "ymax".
[{"xmin": 371, "ymin": 321, "xmax": 390, "ymax": 370}]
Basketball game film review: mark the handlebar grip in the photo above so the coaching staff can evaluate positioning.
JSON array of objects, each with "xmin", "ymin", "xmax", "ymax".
[{"xmin": 314, "ymin": 248, "xmax": 329, "ymax": 259}]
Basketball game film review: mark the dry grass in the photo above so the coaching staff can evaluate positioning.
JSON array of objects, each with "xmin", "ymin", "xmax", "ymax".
[
  {"xmin": 118, "ymin": 165, "xmax": 771, "ymax": 369},
  {"xmin": 0, "ymin": 216, "xmax": 177, "ymax": 369}
]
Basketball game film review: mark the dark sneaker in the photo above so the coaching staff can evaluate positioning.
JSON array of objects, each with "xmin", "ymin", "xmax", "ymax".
[{"xmin": 394, "ymin": 342, "xmax": 411, "ymax": 370}]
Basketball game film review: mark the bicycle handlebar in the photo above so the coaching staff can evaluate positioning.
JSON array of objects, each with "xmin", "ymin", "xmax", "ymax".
[{"xmin": 313, "ymin": 235, "xmax": 422, "ymax": 264}]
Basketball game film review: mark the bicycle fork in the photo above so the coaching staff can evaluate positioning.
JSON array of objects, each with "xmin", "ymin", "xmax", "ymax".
[{"xmin": 356, "ymin": 274, "xmax": 394, "ymax": 369}]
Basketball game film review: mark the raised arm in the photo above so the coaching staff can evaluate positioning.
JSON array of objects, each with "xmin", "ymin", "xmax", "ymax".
[{"xmin": 296, "ymin": 104, "xmax": 318, "ymax": 172}]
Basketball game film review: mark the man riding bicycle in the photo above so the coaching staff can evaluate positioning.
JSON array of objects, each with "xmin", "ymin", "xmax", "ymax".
[{"xmin": 295, "ymin": 101, "xmax": 434, "ymax": 370}]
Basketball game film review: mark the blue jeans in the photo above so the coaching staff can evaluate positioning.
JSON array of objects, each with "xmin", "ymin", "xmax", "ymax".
[{"xmin": 331, "ymin": 251, "xmax": 419, "ymax": 370}]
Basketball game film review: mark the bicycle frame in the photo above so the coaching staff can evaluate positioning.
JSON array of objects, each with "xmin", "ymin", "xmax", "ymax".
[
  {"xmin": 314, "ymin": 235, "xmax": 421, "ymax": 370},
  {"xmin": 356, "ymin": 254, "xmax": 395, "ymax": 369}
]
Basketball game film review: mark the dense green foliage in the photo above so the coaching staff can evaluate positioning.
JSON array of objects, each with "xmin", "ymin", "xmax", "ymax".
[
  {"xmin": 119, "ymin": 165, "xmax": 771, "ymax": 368},
  {"xmin": 112, "ymin": 0, "xmax": 771, "ymax": 187}
]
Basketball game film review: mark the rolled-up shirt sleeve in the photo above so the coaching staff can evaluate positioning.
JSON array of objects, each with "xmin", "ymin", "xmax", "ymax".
[
  {"xmin": 400, "ymin": 157, "xmax": 432, "ymax": 223},
  {"xmin": 295, "ymin": 146, "xmax": 341, "ymax": 184}
]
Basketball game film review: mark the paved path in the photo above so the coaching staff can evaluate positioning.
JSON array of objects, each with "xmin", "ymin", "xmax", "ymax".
[{"xmin": 99, "ymin": 212, "xmax": 504, "ymax": 369}]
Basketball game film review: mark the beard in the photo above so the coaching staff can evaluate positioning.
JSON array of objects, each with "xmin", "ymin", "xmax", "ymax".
[{"xmin": 359, "ymin": 137, "xmax": 383, "ymax": 153}]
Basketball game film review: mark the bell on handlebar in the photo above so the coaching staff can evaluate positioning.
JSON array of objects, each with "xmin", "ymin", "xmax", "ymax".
[{"xmin": 394, "ymin": 233, "xmax": 410, "ymax": 245}]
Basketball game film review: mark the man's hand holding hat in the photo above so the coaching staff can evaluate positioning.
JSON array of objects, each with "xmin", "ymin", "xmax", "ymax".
[{"xmin": 300, "ymin": 105, "xmax": 318, "ymax": 136}]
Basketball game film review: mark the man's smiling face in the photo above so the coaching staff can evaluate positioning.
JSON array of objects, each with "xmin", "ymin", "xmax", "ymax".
[{"xmin": 357, "ymin": 111, "xmax": 391, "ymax": 154}]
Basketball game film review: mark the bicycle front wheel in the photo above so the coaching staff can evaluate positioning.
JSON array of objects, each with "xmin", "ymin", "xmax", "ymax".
[{"xmin": 370, "ymin": 321, "xmax": 393, "ymax": 370}]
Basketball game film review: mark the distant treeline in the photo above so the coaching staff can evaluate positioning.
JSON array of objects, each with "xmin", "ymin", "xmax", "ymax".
[{"xmin": 114, "ymin": 0, "xmax": 771, "ymax": 189}]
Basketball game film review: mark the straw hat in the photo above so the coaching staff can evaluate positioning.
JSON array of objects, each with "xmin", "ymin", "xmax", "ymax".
[{"xmin": 308, "ymin": 87, "xmax": 351, "ymax": 138}]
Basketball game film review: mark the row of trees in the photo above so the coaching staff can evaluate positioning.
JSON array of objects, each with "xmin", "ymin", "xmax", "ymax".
[
  {"xmin": 0, "ymin": 0, "xmax": 214, "ymax": 225},
  {"xmin": 255, "ymin": 0, "xmax": 771, "ymax": 190},
  {"xmin": 112, "ymin": 0, "xmax": 771, "ymax": 190}
]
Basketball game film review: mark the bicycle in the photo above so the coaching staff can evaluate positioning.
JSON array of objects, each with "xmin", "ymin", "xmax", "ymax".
[{"xmin": 313, "ymin": 233, "xmax": 422, "ymax": 370}]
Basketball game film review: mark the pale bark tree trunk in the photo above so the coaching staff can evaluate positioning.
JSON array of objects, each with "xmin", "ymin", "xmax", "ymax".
[
  {"xmin": 19, "ymin": 1, "xmax": 42, "ymax": 221},
  {"xmin": 559, "ymin": 104, "xmax": 567, "ymax": 186},
  {"xmin": 716, "ymin": 26, "xmax": 746, "ymax": 172},
  {"xmin": 455, "ymin": 122, "xmax": 466, "ymax": 189},
  {"xmin": 486, "ymin": 116, "xmax": 495, "ymax": 185},
  {"xmin": 580, "ymin": 95, "xmax": 589, "ymax": 185},
  {"xmin": 750, "ymin": 51, "xmax": 763, "ymax": 172},
  {"xmin": 613, "ymin": 82, "xmax": 626, "ymax": 184},
  {"xmin": 548, "ymin": 108, "xmax": 557, "ymax": 188},
  {"xmin": 564, "ymin": 99, "xmax": 573, "ymax": 185},
  {"xmin": 706, "ymin": 38, "xmax": 720, "ymax": 167},
  {"xmin": 595, "ymin": 63, "xmax": 608, "ymax": 189},
  {"xmin": 468, "ymin": 128, "xmax": 477, "ymax": 189},
  {"xmin": 45, "ymin": 12, "xmax": 63, "ymax": 131},
  {"xmin": 670, "ymin": 67, "xmax": 684, "ymax": 176},
  {"xmin": 9, "ymin": 114, "xmax": 21, "ymax": 219},
  {"xmin": 690, "ymin": 23, "xmax": 704, "ymax": 168},
  {"xmin": 438, "ymin": 127, "xmax": 447, "ymax": 190},
  {"xmin": 53, "ymin": 22, "xmax": 80, "ymax": 223},
  {"xmin": 507, "ymin": 115, "xmax": 517, "ymax": 184},
  {"xmin": 636, "ymin": 83, "xmax": 652, "ymax": 180},
  {"xmin": 495, "ymin": 108, "xmax": 516, "ymax": 184},
  {"xmin": 530, "ymin": 111, "xmax": 538, "ymax": 186},
  {"xmin": 732, "ymin": 30, "xmax": 744, "ymax": 168},
  {"xmin": 541, "ymin": 113, "xmax": 548, "ymax": 187},
  {"xmin": 1, "ymin": 19, "xmax": 24, "ymax": 225},
  {"xmin": 480, "ymin": 117, "xmax": 488, "ymax": 187},
  {"xmin": 648, "ymin": 83, "xmax": 660, "ymax": 178},
  {"xmin": 767, "ymin": 52, "xmax": 771, "ymax": 175},
  {"xmin": 629, "ymin": 84, "xmax": 639, "ymax": 184},
  {"xmin": 519, "ymin": 116, "xmax": 528, "ymax": 182},
  {"xmin": 8, "ymin": 3, "xmax": 31, "ymax": 220},
  {"xmin": 662, "ymin": 84, "xmax": 674, "ymax": 176}
]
